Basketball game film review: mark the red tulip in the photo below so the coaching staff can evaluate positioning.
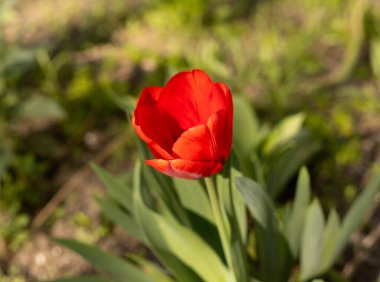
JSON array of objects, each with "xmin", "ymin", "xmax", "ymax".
[{"xmin": 132, "ymin": 69, "xmax": 233, "ymax": 180}]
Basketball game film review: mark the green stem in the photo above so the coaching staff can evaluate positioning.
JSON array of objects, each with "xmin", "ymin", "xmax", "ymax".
[{"xmin": 205, "ymin": 177, "xmax": 235, "ymax": 281}]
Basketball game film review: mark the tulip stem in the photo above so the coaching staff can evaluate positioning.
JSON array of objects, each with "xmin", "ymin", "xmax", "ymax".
[{"xmin": 205, "ymin": 177, "xmax": 234, "ymax": 279}]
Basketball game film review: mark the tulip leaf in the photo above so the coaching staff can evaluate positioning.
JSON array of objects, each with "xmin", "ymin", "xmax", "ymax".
[
  {"xmin": 236, "ymin": 176, "xmax": 292, "ymax": 282},
  {"xmin": 217, "ymin": 163, "xmax": 249, "ymax": 282},
  {"xmin": 232, "ymin": 96, "xmax": 261, "ymax": 178},
  {"xmin": 235, "ymin": 177, "xmax": 277, "ymax": 230},
  {"xmin": 174, "ymin": 178, "xmax": 213, "ymax": 223},
  {"xmin": 97, "ymin": 196, "xmax": 144, "ymax": 242},
  {"xmin": 283, "ymin": 167, "xmax": 311, "ymax": 258},
  {"xmin": 132, "ymin": 161, "xmax": 208, "ymax": 282},
  {"xmin": 134, "ymin": 165, "xmax": 232, "ymax": 282},
  {"xmin": 321, "ymin": 209, "xmax": 341, "ymax": 272},
  {"xmin": 55, "ymin": 239, "xmax": 156, "ymax": 282},
  {"xmin": 49, "ymin": 276, "xmax": 115, "ymax": 282},
  {"xmin": 300, "ymin": 199, "xmax": 325, "ymax": 281},
  {"xmin": 330, "ymin": 171, "xmax": 380, "ymax": 263},
  {"xmin": 233, "ymin": 96, "xmax": 260, "ymax": 154},
  {"xmin": 262, "ymin": 113, "xmax": 305, "ymax": 156},
  {"xmin": 266, "ymin": 131, "xmax": 320, "ymax": 199},
  {"xmin": 142, "ymin": 164, "xmax": 191, "ymax": 227},
  {"xmin": 128, "ymin": 254, "xmax": 175, "ymax": 282},
  {"xmin": 92, "ymin": 163, "xmax": 133, "ymax": 211}
]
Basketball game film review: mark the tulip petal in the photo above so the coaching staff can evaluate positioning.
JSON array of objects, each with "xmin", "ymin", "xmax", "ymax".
[
  {"xmin": 172, "ymin": 124, "xmax": 217, "ymax": 161},
  {"xmin": 215, "ymin": 82, "xmax": 233, "ymax": 160},
  {"xmin": 132, "ymin": 117, "xmax": 173, "ymax": 160},
  {"xmin": 133, "ymin": 87, "xmax": 182, "ymax": 157},
  {"xmin": 136, "ymin": 86, "xmax": 162, "ymax": 106},
  {"xmin": 159, "ymin": 70, "xmax": 226, "ymax": 130},
  {"xmin": 207, "ymin": 109, "xmax": 225, "ymax": 161},
  {"xmin": 146, "ymin": 159, "xmax": 223, "ymax": 180}
]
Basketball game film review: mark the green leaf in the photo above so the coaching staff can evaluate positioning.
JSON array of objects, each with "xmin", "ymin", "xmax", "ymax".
[
  {"xmin": 134, "ymin": 177, "xmax": 232, "ymax": 282},
  {"xmin": 235, "ymin": 177, "xmax": 277, "ymax": 230},
  {"xmin": 266, "ymin": 132, "xmax": 320, "ymax": 198},
  {"xmin": 321, "ymin": 209, "xmax": 341, "ymax": 271},
  {"xmin": 233, "ymin": 96, "xmax": 260, "ymax": 155},
  {"xmin": 236, "ymin": 177, "xmax": 291, "ymax": 282},
  {"xmin": 284, "ymin": 167, "xmax": 311, "ymax": 258},
  {"xmin": 330, "ymin": 171, "xmax": 380, "ymax": 263},
  {"xmin": 232, "ymin": 96, "xmax": 262, "ymax": 179},
  {"xmin": 174, "ymin": 178, "xmax": 213, "ymax": 223},
  {"xmin": 129, "ymin": 254, "xmax": 175, "ymax": 282},
  {"xmin": 217, "ymin": 163, "xmax": 249, "ymax": 282},
  {"xmin": 262, "ymin": 113, "xmax": 305, "ymax": 156},
  {"xmin": 133, "ymin": 161, "xmax": 204, "ymax": 282},
  {"xmin": 92, "ymin": 163, "xmax": 133, "ymax": 211},
  {"xmin": 56, "ymin": 239, "xmax": 156, "ymax": 282},
  {"xmin": 48, "ymin": 276, "xmax": 115, "ymax": 282},
  {"xmin": 97, "ymin": 197, "xmax": 143, "ymax": 241},
  {"xmin": 142, "ymin": 163, "xmax": 191, "ymax": 227},
  {"xmin": 300, "ymin": 199, "xmax": 325, "ymax": 281}
]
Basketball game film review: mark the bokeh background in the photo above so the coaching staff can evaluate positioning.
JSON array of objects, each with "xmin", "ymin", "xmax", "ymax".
[{"xmin": 1, "ymin": 0, "xmax": 380, "ymax": 281}]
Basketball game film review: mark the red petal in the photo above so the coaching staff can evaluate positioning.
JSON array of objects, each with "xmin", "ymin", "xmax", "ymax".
[
  {"xmin": 132, "ymin": 117, "xmax": 173, "ymax": 159},
  {"xmin": 215, "ymin": 82, "xmax": 233, "ymax": 160},
  {"xmin": 207, "ymin": 109, "xmax": 225, "ymax": 161},
  {"xmin": 172, "ymin": 124, "xmax": 217, "ymax": 161},
  {"xmin": 158, "ymin": 70, "xmax": 225, "ymax": 130},
  {"xmin": 146, "ymin": 159, "xmax": 223, "ymax": 180},
  {"xmin": 133, "ymin": 87, "xmax": 182, "ymax": 157},
  {"xmin": 136, "ymin": 86, "xmax": 162, "ymax": 106}
]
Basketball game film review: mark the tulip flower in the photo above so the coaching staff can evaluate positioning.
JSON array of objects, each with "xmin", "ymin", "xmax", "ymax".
[{"xmin": 132, "ymin": 69, "xmax": 233, "ymax": 179}]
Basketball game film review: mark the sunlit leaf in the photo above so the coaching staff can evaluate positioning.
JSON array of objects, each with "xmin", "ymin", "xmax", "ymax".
[
  {"xmin": 129, "ymin": 254, "xmax": 175, "ymax": 282},
  {"xmin": 300, "ymin": 199, "xmax": 325, "ymax": 281},
  {"xmin": 262, "ymin": 113, "xmax": 305, "ymax": 156},
  {"xmin": 92, "ymin": 163, "xmax": 132, "ymax": 211},
  {"xmin": 284, "ymin": 167, "xmax": 311, "ymax": 258},
  {"xmin": 134, "ymin": 173, "xmax": 232, "ymax": 282},
  {"xmin": 56, "ymin": 239, "xmax": 156, "ymax": 282},
  {"xmin": 133, "ymin": 161, "xmax": 204, "ymax": 282},
  {"xmin": 321, "ymin": 209, "xmax": 341, "ymax": 271},
  {"xmin": 217, "ymin": 162, "xmax": 249, "ymax": 282},
  {"xmin": 266, "ymin": 132, "xmax": 320, "ymax": 198},
  {"xmin": 174, "ymin": 178, "xmax": 213, "ymax": 223},
  {"xmin": 236, "ymin": 176, "xmax": 291, "ymax": 282},
  {"xmin": 97, "ymin": 197, "xmax": 143, "ymax": 241},
  {"xmin": 330, "ymin": 171, "xmax": 380, "ymax": 263}
]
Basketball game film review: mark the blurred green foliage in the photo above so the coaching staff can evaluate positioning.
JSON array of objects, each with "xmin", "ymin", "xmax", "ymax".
[{"xmin": 0, "ymin": 0, "xmax": 380, "ymax": 279}]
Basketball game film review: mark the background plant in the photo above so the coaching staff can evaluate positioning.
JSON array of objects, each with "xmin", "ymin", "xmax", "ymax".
[{"xmin": 1, "ymin": 0, "xmax": 380, "ymax": 280}]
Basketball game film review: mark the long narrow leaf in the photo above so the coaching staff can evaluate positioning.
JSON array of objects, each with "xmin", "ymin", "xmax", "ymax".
[
  {"xmin": 56, "ymin": 239, "xmax": 156, "ymax": 282},
  {"xmin": 284, "ymin": 167, "xmax": 311, "ymax": 258},
  {"xmin": 97, "ymin": 197, "xmax": 144, "ymax": 242},
  {"xmin": 330, "ymin": 172, "xmax": 380, "ymax": 262},
  {"xmin": 321, "ymin": 209, "xmax": 341, "ymax": 271},
  {"xmin": 92, "ymin": 163, "xmax": 132, "ymax": 211},
  {"xmin": 134, "ymin": 178, "xmax": 232, "ymax": 282},
  {"xmin": 217, "ymin": 163, "xmax": 249, "ymax": 282},
  {"xmin": 129, "ymin": 254, "xmax": 175, "ymax": 282},
  {"xmin": 300, "ymin": 199, "xmax": 325, "ymax": 281},
  {"xmin": 262, "ymin": 113, "xmax": 305, "ymax": 156},
  {"xmin": 133, "ymin": 161, "xmax": 204, "ymax": 282},
  {"xmin": 174, "ymin": 178, "xmax": 213, "ymax": 223},
  {"xmin": 236, "ymin": 177, "xmax": 291, "ymax": 282}
]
